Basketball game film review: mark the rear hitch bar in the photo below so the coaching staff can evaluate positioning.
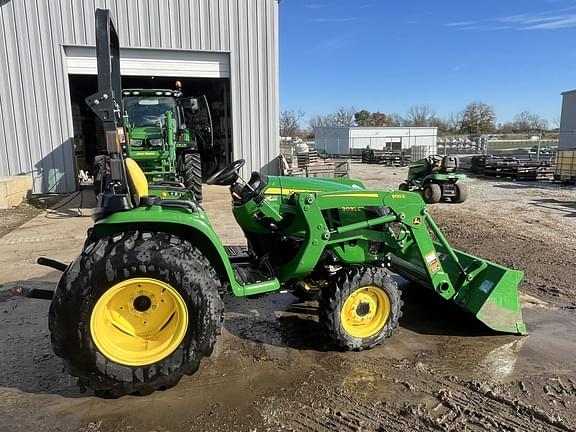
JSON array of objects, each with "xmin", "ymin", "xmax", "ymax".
[
  {"xmin": 7, "ymin": 285, "xmax": 54, "ymax": 300},
  {"xmin": 0, "ymin": 257, "xmax": 70, "ymax": 300}
]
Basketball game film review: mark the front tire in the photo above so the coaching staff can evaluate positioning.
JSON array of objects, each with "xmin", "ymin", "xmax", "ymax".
[
  {"xmin": 453, "ymin": 182, "xmax": 469, "ymax": 203},
  {"xmin": 49, "ymin": 231, "xmax": 223, "ymax": 397},
  {"xmin": 320, "ymin": 267, "xmax": 402, "ymax": 351},
  {"xmin": 422, "ymin": 183, "xmax": 442, "ymax": 204},
  {"xmin": 182, "ymin": 152, "xmax": 203, "ymax": 203}
]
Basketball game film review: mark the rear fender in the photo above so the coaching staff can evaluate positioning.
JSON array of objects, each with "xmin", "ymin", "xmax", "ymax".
[{"xmin": 92, "ymin": 208, "xmax": 238, "ymax": 292}]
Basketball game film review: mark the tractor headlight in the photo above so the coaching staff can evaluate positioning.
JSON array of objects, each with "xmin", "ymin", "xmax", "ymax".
[
  {"xmin": 130, "ymin": 139, "xmax": 143, "ymax": 147},
  {"xmin": 148, "ymin": 138, "xmax": 163, "ymax": 147}
]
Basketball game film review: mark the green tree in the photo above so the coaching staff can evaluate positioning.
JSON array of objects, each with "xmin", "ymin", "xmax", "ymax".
[{"xmin": 354, "ymin": 110, "xmax": 373, "ymax": 126}]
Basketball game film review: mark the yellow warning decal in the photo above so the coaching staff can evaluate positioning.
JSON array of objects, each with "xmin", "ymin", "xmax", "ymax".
[
  {"xmin": 412, "ymin": 216, "xmax": 422, "ymax": 226},
  {"xmin": 425, "ymin": 251, "xmax": 441, "ymax": 273}
]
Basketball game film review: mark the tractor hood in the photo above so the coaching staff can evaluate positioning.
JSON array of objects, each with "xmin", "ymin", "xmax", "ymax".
[
  {"xmin": 264, "ymin": 176, "xmax": 366, "ymax": 197},
  {"xmin": 129, "ymin": 126, "xmax": 162, "ymax": 141}
]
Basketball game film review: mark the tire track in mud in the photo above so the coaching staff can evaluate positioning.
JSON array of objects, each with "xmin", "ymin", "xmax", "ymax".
[{"xmin": 256, "ymin": 359, "xmax": 576, "ymax": 432}]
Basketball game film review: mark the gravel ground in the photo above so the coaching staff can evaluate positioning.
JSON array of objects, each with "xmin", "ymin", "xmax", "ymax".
[{"xmin": 0, "ymin": 165, "xmax": 575, "ymax": 432}]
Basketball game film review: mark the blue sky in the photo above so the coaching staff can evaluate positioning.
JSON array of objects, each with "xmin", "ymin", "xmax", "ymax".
[{"xmin": 279, "ymin": 0, "xmax": 576, "ymax": 125}]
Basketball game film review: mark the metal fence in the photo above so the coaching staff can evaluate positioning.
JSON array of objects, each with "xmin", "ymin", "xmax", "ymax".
[
  {"xmin": 314, "ymin": 135, "xmax": 438, "ymax": 157},
  {"xmin": 313, "ymin": 133, "xmax": 568, "ymax": 158}
]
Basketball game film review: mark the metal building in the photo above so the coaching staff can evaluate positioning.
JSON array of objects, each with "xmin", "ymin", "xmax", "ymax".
[
  {"xmin": 0, "ymin": 0, "xmax": 279, "ymax": 193},
  {"xmin": 314, "ymin": 126, "xmax": 438, "ymax": 158},
  {"xmin": 559, "ymin": 90, "xmax": 576, "ymax": 150}
]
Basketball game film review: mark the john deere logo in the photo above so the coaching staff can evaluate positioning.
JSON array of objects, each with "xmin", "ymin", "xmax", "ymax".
[{"xmin": 412, "ymin": 217, "xmax": 422, "ymax": 226}]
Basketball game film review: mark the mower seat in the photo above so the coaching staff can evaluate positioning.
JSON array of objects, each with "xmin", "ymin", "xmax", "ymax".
[{"xmin": 441, "ymin": 156, "xmax": 459, "ymax": 173}]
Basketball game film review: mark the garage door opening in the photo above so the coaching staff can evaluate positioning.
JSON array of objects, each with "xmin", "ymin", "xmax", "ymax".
[{"xmin": 68, "ymin": 74, "xmax": 232, "ymax": 180}]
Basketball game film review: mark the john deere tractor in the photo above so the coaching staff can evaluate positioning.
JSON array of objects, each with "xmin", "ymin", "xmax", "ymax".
[
  {"xmin": 29, "ymin": 10, "xmax": 525, "ymax": 397},
  {"xmin": 92, "ymin": 75, "xmax": 212, "ymax": 203},
  {"xmin": 121, "ymin": 87, "xmax": 212, "ymax": 202},
  {"xmin": 399, "ymin": 155, "xmax": 469, "ymax": 204}
]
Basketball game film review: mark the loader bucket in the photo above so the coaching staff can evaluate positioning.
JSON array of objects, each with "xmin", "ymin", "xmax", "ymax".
[{"xmin": 434, "ymin": 244, "xmax": 527, "ymax": 335}]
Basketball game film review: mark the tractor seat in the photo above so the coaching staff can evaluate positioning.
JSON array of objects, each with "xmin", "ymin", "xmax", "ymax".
[
  {"xmin": 125, "ymin": 158, "xmax": 200, "ymax": 212},
  {"xmin": 125, "ymin": 158, "xmax": 149, "ymax": 204}
]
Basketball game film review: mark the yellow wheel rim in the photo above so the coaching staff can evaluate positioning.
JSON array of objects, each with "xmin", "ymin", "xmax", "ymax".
[
  {"xmin": 90, "ymin": 278, "xmax": 188, "ymax": 366},
  {"xmin": 340, "ymin": 285, "xmax": 390, "ymax": 338}
]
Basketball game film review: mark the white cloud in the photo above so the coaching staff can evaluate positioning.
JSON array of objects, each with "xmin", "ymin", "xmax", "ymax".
[
  {"xmin": 311, "ymin": 17, "xmax": 358, "ymax": 23},
  {"xmin": 446, "ymin": 5, "xmax": 576, "ymax": 31},
  {"xmin": 445, "ymin": 21, "xmax": 477, "ymax": 27}
]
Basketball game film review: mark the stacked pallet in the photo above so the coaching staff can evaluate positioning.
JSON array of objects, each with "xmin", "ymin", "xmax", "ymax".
[
  {"xmin": 471, "ymin": 155, "xmax": 553, "ymax": 180},
  {"xmin": 361, "ymin": 149, "xmax": 410, "ymax": 166},
  {"xmin": 296, "ymin": 150, "xmax": 319, "ymax": 167}
]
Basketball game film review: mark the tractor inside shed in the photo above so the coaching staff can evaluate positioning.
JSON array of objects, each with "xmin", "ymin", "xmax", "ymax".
[{"xmin": 68, "ymin": 75, "xmax": 232, "ymax": 180}]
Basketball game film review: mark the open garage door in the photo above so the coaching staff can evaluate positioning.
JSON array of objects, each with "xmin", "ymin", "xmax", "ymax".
[
  {"xmin": 64, "ymin": 46, "xmax": 230, "ymax": 78},
  {"xmin": 65, "ymin": 46, "xmax": 232, "ymax": 181}
]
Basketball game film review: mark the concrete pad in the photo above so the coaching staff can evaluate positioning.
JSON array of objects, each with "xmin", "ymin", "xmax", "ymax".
[
  {"xmin": 0, "ymin": 185, "xmax": 246, "ymax": 284},
  {"xmin": 0, "ymin": 175, "xmax": 33, "ymax": 209}
]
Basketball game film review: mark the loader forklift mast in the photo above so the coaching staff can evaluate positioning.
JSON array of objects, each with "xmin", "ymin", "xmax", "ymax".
[{"xmin": 85, "ymin": 9, "xmax": 133, "ymax": 215}]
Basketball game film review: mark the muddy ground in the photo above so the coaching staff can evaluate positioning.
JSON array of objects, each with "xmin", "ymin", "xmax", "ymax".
[{"xmin": 0, "ymin": 165, "xmax": 575, "ymax": 432}]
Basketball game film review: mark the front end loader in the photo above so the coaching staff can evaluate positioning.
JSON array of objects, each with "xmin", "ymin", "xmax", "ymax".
[{"xmin": 30, "ymin": 10, "xmax": 526, "ymax": 397}]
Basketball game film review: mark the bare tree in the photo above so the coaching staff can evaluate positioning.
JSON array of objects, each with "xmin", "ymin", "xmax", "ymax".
[
  {"xmin": 446, "ymin": 112, "xmax": 462, "ymax": 133},
  {"xmin": 459, "ymin": 102, "xmax": 496, "ymax": 134},
  {"xmin": 280, "ymin": 110, "xmax": 304, "ymax": 137},
  {"xmin": 513, "ymin": 111, "xmax": 548, "ymax": 132},
  {"xmin": 389, "ymin": 113, "xmax": 405, "ymax": 127},
  {"xmin": 333, "ymin": 106, "xmax": 356, "ymax": 127},
  {"xmin": 405, "ymin": 105, "xmax": 437, "ymax": 127},
  {"xmin": 308, "ymin": 114, "xmax": 336, "ymax": 130}
]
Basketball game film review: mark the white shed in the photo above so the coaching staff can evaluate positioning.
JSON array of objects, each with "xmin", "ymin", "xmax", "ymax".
[
  {"xmin": 559, "ymin": 90, "xmax": 576, "ymax": 150},
  {"xmin": 314, "ymin": 127, "xmax": 437, "ymax": 158}
]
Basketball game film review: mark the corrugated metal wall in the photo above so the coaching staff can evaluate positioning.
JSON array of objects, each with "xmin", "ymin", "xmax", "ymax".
[
  {"xmin": 0, "ymin": 0, "xmax": 279, "ymax": 192},
  {"xmin": 559, "ymin": 91, "xmax": 576, "ymax": 150}
]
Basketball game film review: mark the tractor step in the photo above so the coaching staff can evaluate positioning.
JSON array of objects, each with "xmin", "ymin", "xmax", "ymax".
[
  {"xmin": 232, "ymin": 262, "xmax": 276, "ymax": 286},
  {"xmin": 225, "ymin": 246, "xmax": 276, "ymax": 285},
  {"xmin": 225, "ymin": 245, "xmax": 252, "ymax": 263}
]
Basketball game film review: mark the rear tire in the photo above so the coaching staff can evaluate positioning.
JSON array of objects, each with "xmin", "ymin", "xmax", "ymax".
[
  {"xmin": 49, "ymin": 231, "xmax": 223, "ymax": 397},
  {"xmin": 320, "ymin": 266, "xmax": 402, "ymax": 351},
  {"xmin": 422, "ymin": 183, "xmax": 442, "ymax": 204},
  {"xmin": 453, "ymin": 182, "xmax": 469, "ymax": 203},
  {"xmin": 183, "ymin": 152, "xmax": 203, "ymax": 203}
]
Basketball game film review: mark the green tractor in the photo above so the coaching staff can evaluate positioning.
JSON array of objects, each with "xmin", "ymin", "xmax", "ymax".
[
  {"xmin": 121, "ymin": 87, "xmax": 213, "ymax": 203},
  {"xmin": 399, "ymin": 155, "xmax": 469, "ymax": 204},
  {"xmin": 31, "ymin": 10, "xmax": 526, "ymax": 397},
  {"xmin": 92, "ymin": 82, "xmax": 212, "ymax": 203}
]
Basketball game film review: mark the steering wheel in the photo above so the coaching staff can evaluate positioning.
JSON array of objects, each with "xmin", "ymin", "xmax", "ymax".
[{"xmin": 206, "ymin": 159, "xmax": 246, "ymax": 185}]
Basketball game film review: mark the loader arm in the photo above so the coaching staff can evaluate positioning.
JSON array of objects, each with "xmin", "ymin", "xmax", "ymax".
[{"xmin": 268, "ymin": 188, "xmax": 526, "ymax": 335}]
